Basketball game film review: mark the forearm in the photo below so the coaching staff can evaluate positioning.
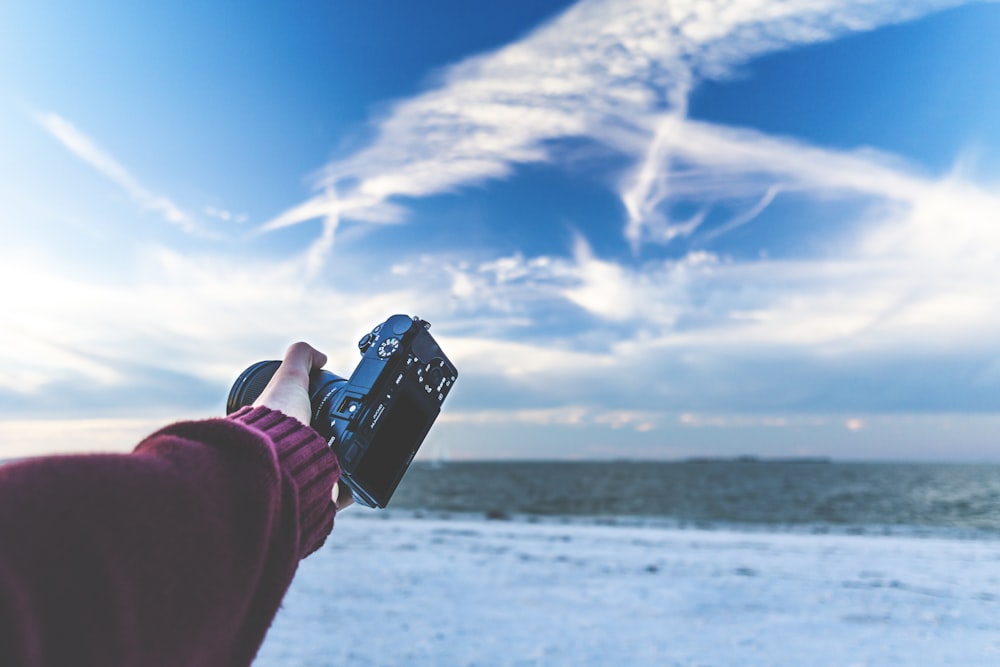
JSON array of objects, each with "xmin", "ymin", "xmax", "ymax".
[{"xmin": 0, "ymin": 407, "xmax": 338, "ymax": 667}]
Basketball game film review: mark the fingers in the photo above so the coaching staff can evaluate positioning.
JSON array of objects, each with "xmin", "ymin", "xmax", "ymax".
[
  {"xmin": 332, "ymin": 482, "xmax": 355, "ymax": 511},
  {"xmin": 280, "ymin": 341, "xmax": 327, "ymax": 379},
  {"xmin": 252, "ymin": 342, "xmax": 326, "ymax": 425}
]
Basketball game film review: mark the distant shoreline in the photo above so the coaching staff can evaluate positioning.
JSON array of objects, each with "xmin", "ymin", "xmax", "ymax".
[
  {"xmin": 412, "ymin": 456, "xmax": 982, "ymax": 466},
  {"xmin": 681, "ymin": 455, "xmax": 832, "ymax": 464}
]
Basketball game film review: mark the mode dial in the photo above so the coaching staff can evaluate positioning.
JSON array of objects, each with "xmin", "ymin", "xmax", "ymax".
[{"xmin": 377, "ymin": 336, "xmax": 401, "ymax": 359}]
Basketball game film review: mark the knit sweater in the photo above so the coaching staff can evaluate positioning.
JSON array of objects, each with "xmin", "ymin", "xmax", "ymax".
[{"xmin": 0, "ymin": 406, "xmax": 339, "ymax": 667}]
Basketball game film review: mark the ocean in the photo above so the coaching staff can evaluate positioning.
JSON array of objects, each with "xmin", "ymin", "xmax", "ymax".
[
  {"xmin": 385, "ymin": 460, "xmax": 1000, "ymax": 539},
  {"xmin": 5, "ymin": 456, "xmax": 996, "ymax": 538}
]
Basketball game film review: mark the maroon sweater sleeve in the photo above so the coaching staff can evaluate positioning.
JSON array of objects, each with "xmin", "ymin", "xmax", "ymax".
[{"xmin": 0, "ymin": 406, "xmax": 339, "ymax": 667}]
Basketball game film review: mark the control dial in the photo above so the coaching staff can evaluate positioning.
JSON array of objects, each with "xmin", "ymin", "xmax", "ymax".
[{"xmin": 377, "ymin": 336, "xmax": 401, "ymax": 359}]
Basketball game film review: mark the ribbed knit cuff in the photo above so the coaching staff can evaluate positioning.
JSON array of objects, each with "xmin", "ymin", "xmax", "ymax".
[{"xmin": 228, "ymin": 406, "xmax": 340, "ymax": 557}]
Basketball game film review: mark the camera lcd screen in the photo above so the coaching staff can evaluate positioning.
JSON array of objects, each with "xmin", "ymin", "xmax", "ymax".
[{"xmin": 355, "ymin": 386, "xmax": 435, "ymax": 504}]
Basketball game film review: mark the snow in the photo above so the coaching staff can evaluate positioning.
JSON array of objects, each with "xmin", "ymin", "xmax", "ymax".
[{"xmin": 255, "ymin": 513, "xmax": 1000, "ymax": 666}]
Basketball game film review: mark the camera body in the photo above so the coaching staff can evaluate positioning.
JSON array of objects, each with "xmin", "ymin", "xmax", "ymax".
[{"xmin": 227, "ymin": 314, "xmax": 457, "ymax": 508}]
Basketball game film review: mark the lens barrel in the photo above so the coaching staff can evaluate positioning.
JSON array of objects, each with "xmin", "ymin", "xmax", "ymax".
[
  {"xmin": 227, "ymin": 360, "xmax": 348, "ymax": 441},
  {"xmin": 226, "ymin": 360, "xmax": 282, "ymax": 415}
]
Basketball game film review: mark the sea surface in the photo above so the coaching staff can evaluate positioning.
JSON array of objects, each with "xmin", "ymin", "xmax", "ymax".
[
  {"xmin": 383, "ymin": 460, "xmax": 1000, "ymax": 539},
  {"xmin": 5, "ymin": 455, "xmax": 998, "ymax": 539}
]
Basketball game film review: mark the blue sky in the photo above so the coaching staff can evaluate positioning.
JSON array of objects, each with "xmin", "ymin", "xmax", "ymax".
[{"xmin": 2, "ymin": 0, "xmax": 1000, "ymax": 461}]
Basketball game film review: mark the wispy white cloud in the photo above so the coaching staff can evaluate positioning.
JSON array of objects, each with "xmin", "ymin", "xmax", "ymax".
[
  {"xmin": 395, "ymin": 90, "xmax": 1000, "ymax": 356},
  {"xmin": 441, "ymin": 406, "xmax": 661, "ymax": 432},
  {"xmin": 0, "ymin": 246, "xmax": 438, "ymax": 400},
  {"xmin": 263, "ymin": 0, "xmax": 966, "ymax": 260},
  {"xmin": 34, "ymin": 111, "xmax": 210, "ymax": 236},
  {"xmin": 636, "ymin": 117, "xmax": 1000, "ymax": 260},
  {"xmin": 845, "ymin": 417, "xmax": 865, "ymax": 431},
  {"xmin": 700, "ymin": 185, "xmax": 781, "ymax": 243},
  {"xmin": 678, "ymin": 413, "xmax": 827, "ymax": 429},
  {"xmin": 203, "ymin": 206, "xmax": 248, "ymax": 224}
]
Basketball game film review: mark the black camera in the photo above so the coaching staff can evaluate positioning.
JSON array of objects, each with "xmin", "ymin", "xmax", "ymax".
[{"xmin": 226, "ymin": 314, "xmax": 458, "ymax": 508}]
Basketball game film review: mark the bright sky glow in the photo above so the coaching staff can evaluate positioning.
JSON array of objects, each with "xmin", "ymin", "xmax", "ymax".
[{"xmin": 2, "ymin": 0, "xmax": 999, "ymax": 460}]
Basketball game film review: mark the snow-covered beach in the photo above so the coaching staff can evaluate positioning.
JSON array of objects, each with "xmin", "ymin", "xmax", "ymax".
[{"xmin": 256, "ymin": 513, "xmax": 1000, "ymax": 666}]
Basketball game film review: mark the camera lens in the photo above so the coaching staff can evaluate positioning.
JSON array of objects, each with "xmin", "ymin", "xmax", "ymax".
[
  {"xmin": 227, "ymin": 362, "xmax": 347, "ymax": 441},
  {"xmin": 226, "ymin": 360, "xmax": 282, "ymax": 415},
  {"xmin": 307, "ymin": 370, "xmax": 348, "ymax": 437}
]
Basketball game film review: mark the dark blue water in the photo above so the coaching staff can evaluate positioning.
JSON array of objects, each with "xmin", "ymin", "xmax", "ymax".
[{"xmin": 387, "ymin": 461, "xmax": 1000, "ymax": 539}]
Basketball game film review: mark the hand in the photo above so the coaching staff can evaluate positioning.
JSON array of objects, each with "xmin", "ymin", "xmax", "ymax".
[
  {"xmin": 253, "ymin": 342, "xmax": 353, "ymax": 510},
  {"xmin": 252, "ymin": 341, "xmax": 326, "ymax": 425}
]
